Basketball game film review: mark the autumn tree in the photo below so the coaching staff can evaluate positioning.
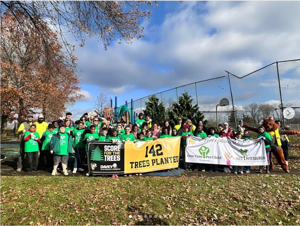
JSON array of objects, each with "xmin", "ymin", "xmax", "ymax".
[
  {"xmin": 1, "ymin": 12, "xmax": 82, "ymax": 128},
  {"xmin": 1, "ymin": 1, "xmax": 157, "ymax": 53},
  {"xmin": 95, "ymin": 93, "xmax": 110, "ymax": 117}
]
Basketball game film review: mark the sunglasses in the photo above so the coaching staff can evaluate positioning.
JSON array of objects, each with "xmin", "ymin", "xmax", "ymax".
[{"xmin": 94, "ymin": 120, "xmax": 99, "ymax": 121}]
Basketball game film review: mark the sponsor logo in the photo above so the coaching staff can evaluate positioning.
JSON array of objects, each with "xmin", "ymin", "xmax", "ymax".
[
  {"xmin": 198, "ymin": 146, "xmax": 210, "ymax": 158},
  {"xmin": 239, "ymin": 149, "xmax": 248, "ymax": 156}
]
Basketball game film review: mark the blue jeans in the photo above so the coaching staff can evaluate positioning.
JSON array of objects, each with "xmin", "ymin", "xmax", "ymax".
[{"xmin": 74, "ymin": 147, "xmax": 85, "ymax": 169}]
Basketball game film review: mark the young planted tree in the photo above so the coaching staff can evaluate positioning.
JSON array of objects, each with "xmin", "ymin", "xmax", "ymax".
[
  {"xmin": 168, "ymin": 92, "xmax": 205, "ymax": 127},
  {"xmin": 143, "ymin": 95, "xmax": 166, "ymax": 125}
]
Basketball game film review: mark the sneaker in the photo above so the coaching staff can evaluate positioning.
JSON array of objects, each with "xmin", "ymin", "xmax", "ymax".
[
  {"xmin": 139, "ymin": 173, "xmax": 142, "ymax": 176},
  {"xmin": 124, "ymin": 175, "xmax": 128, "ymax": 177},
  {"xmin": 201, "ymin": 169, "xmax": 206, "ymax": 172},
  {"xmin": 63, "ymin": 170, "xmax": 69, "ymax": 176},
  {"xmin": 16, "ymin": 168, "xmax": 22, "ymax": 172},
  {"xmin": 51, "ymin": 170, "xmax": 57, "ymax": 176},
  {"xmin": 78, "ymin": 168, "xmax": 85, "ymax": 172},
  {"xmin": 239, "ymin": 171, "xmax": 244, "ymax": 175},
  {"xmin": 246, "ymin": 170, "xmax": 250, "ymax": 174},
  {"xmin": 73, "ymin": 168, "xmax": 77, "ymax": 173},
  {"xmin": 234, "ymin": 171, "xmax": 238, "ymax": 175}
]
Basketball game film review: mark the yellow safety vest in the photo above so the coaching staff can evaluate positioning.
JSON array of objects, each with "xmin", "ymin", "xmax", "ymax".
[{"xmin": 268, "ymin": 129, "xmax": 282, "ymax": 146}]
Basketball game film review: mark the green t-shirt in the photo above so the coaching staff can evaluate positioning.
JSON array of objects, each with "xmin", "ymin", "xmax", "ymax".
[
  {"xmin": 58, "ymin": 133, "xmax": 69, "ymax": 155},
  {"xmin": 85, "ymin": 121, "xmax": 91, "ymax": 127},
  {"xmin": 107, "ymin": 136, "xmax": 121, "ymax": 142},
  {"xmin": 258, "ymin": 132, "xmax": 272, "ymax": 149},
  {"xmin": 195, "ymin": 131, "xmax": 207, "ymax": 139},
  {"xmin": 41, "ymin": 131, "xmax": 56, "ymax": 151},
  {"xmin": 145, "ymin": 136, "xmax": 154, "ymax": 141},
  {"xmin": 65, "ymin": 127, "xmax": 72, "ymax": 134},
  {"xmin": 98, "ymin": 135, "xmax": 107, "ymax": 141},
  {"xmin": 24, "ymin": 131, "xmax": 40, "ymax": 152},
  {"xmin": 211, "ymin": 134, "xmax": 220, "ymax": 137},
  {"xmin": 160, "ymin": 134, "xmax": 173, "ymax": 139},
  {"xmin": 118, "ymin": 129, "xmax": 125, "ymax": 136},
  {"xmin": 84, "ymin": 132, "xmax": 100, "ymax": 142},
  {"xmin": 121, "ymin": 133, "xmax": 136, "ymax": 141},
  {"xmin": 73, "ymin": 128, "xmax": 85, "ymax": 148},
  {"xmin": 242, "ymin": 136, "xmax": 251, "ymax": 140},
  {"xmin": 53, "ymin": 127, "xmax": 59, "ymax": 133},
  {"xmin": 135, "ymin": 119, "xmax": 146, "ymax": 127},
  {"xmin": 138, "ymin": 138, "xmax": 146, "ymax": 141}
]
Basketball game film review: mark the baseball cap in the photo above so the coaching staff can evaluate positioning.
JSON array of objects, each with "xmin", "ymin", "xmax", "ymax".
[{"xmin": 66, "ymin": 112, "xmax": 72, "ymax": 116}]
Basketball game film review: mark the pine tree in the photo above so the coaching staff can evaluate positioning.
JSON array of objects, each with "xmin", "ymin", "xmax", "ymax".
[
  {"xmin": 90, "ymin": 146, "xmax": 104, "ymax": 161},
  {"xmin": 143, "ymin": 95, "xmax": 166, "ymax": 125},
  {"xmin": 167, "ymin": 92, "xmax": 205, "ymax": 127}
]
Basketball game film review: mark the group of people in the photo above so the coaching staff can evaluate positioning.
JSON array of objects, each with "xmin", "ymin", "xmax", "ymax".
[{"xmin": 16, "ymin": 111, "xmax": 291, "ymax": 176}]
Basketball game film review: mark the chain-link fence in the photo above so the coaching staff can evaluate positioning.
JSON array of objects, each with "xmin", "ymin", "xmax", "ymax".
[{"xmin": 117, "ymin": 59, "xmax": 300, "ymax": 128}]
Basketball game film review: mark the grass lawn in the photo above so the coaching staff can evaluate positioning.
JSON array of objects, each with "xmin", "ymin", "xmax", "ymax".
[
  {"xmin": 1, "ymin": 136, "xmax": 300, "ymax": 225},
  {"xmin": 1, "ymin": 174, "xmax": 300, "ymax": 225}
]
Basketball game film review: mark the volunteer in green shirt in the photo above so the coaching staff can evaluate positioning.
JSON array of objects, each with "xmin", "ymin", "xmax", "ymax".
[
  {"xmin": 98, "ymin": 128, "xmax": 108, "ymax": 141},
  {"xmin": 40, "ymin": 124, "xmax": 56, "ymax": 170},
  {"xmin": 72, "ymin": 122, "xmax": 86, "ymax": 173},
  {"xmin": 138, "ymin": 133, "xmax": 146, "ymax": 141},
  {"xmin": 160, "ymin": 127, "xmax": 173, "ymax": 139},
  {"xmin": 107, "ymin": 129, "xmax": 121, "ymax": 142},
  {"xmin": 121, "ymin": 126, "xmax": 136, "ymax": 142},
  {"xmin": 50, "ymin": 125, "xmax": 74, "ymax": 176},
  {"xmin": 84, "ymin": 125, "xmax": 100, "ymax": 153},
  {"xmin": 23, "ymin": 124, "xmax": 40, "ymax": 172},
  {"xmin": 145, "ymin": 130, "xmax": 154, "ymax": 141},
  {"xmin": 194, "ymin": 125, "xmax": 207, "ymax": 139},
  {"xmin": 135, "ymin": 113, "xmax": 146, "ymax": 128},
  {"xmin": 208, "ymin": 127, "xmax": 219, "ymax": 137},
  {"xmin": 257, "ymin": 126, "xmax": 272, "ymax": 174},
  {"xmin": 117, "ymin": 125, "xmax": 125, "ymax": 136},
  {"xmin": 172, "ymin": 129, "xmax": 180, "ymax": 137},
  {"xmin": 181, "ymin": 124, "xmax": 193, "ymax": 170}
]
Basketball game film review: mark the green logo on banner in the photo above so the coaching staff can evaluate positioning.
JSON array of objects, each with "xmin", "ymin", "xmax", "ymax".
[
  {"xmin": 91, "ymin": 146, "xmax": 104, "ymax": 161},
  {"xmin": 239, "ymin": 149, "xmax": 248, "ymax": 156},
  {"xmin": 199, "ymin": 146, "xmax": 210, "ymax": 158}
]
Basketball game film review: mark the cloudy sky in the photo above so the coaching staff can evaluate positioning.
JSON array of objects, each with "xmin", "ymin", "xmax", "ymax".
[{"xmin": 67, "ymin": 1, "xmax": 300, "ymax": 119}]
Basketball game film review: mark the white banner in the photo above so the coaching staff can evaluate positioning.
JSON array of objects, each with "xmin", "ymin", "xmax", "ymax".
[{"xmin": 186, "ymin": 136, "xmax": 268, "ymax": 166}]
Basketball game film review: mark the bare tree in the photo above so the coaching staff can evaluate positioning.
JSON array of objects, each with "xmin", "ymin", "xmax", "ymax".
[
  {"xmin": 244, "ymin": 103, "xmax": 261, "ymax": 124},
  {"xmin": 95, "ymin": 93, "xmax": 110, "ymax": 117}
]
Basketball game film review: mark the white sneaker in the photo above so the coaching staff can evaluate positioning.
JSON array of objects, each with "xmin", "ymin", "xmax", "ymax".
[
  {"xmin": 234, "ymin": 171, "xmax": 238, "ymax": 175},
  {"xmin": 51, "ymin": 170, "xmax": 57, "ymax": 176},
  {"xmin": 201, "ymin": 169, "xmax": 206, "ymax": 172},
  {"xmin": 78, "ymin": 168, "xmax": 85, "ymax": 172},
  {"xmin": 63, "ymin": 170, "xmax": 69, "ymax": 176},
  {"xmin": 73, "ymin": 168, "xmax": 77, "ymax": 173},
  {"xmin": 240, "ymin": 171, "xmax": 244, "ymax": 175}
]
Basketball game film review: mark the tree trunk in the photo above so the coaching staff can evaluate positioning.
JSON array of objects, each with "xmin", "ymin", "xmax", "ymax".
[{"xmin": 1, "ymin": 114, "xmax": 9, "ymax": 136}]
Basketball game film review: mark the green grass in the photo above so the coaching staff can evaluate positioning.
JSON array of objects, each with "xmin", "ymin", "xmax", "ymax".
[{"xmin": 1, "ymin": 175, "xmax": 300, "ymax": 225}]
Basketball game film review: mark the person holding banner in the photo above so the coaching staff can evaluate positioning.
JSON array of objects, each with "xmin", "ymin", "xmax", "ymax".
[
  {"xmin": 257, "ymin": 126, "xmax": 272, "ymax": 174},
  {"xmin": 242, "ymin": 130, "xmax": 251, "ymax": 173},
  {"xmin": 219, "ymin": 122, "xmax": 234, "ymax": 138},
  {"xmin": 194, "ymin": 124, "xmax": 208, "ymax": 171},
  {"xmin": 151, "ymin": 123, "xmax": 161, "ymax": 139},
  {"xmin": 145, "ymin": 130, "xmax": 154, "ymax": 141},
  {"xmin": 208, "ymin": 127, "xmax": 219, "ymax": 137},
  {"xmin": 233, "ymin": 132, "xmax": 244, "ymax": 175},
  {"xmin": 84, "ymin": 125, "xmax": 100, "ymax": 152},
  {"xmin": 160, "ymin": 127, "xmax": 173, "ymax": 138},
  {"xmin": 138, "ymin": 133, "xmax": 146, "ymax": 141},
  {"xmin": 181, "ymin": 124, "xmax": 193, "ymax": 170}
]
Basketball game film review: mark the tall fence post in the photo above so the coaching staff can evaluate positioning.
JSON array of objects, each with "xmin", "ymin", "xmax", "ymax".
[
  {"xmin": 227, "ymin": 72, "xmax": 237, "ymax": 129},
  {"xmin": 176, "ymin": 88, "xmax": 178, "ymax": 101},
  {"xmin": 131, "ymin": 99, "xmax": 133, "ymax": 124},
  {"xmin": 114, "ymin": 96, "xmax": 118, "ymax": 123},
  {"xmin": 276, "ymin": 61, "xmax": 285, "ymax": 125},
  {"xmin": 195, "ymin": 82, "xmax": 199, "ymax": 106}
]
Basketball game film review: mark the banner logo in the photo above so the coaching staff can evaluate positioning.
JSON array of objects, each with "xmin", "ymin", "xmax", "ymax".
[
  {"xmin": 239, "ymin": 149, "xmax": 248, "ymax": 156},
  {"xmin": 91, "ymin": 146, "xmax": 104, "ymax": 161},
  {"xmin": 198, "ymin": 146, "xmax": 210, "ymax": 158}
]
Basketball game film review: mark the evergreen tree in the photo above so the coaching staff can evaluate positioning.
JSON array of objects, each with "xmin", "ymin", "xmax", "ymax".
[
  {"xmin": 91, "ymin": 146, "xmax": 104, "ymax": 161},
  {"xmin": 143, "ymin": 95, "xmax": 166, "ymax": 125},
  {"xmin": 167, "ymin": 92, "xmax": 205, "ymax": 127}
]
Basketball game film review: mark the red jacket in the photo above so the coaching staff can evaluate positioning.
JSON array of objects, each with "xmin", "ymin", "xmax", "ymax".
[{"xmin": 219, "ymin": 128, "xmax": 234, "ymax": 138}]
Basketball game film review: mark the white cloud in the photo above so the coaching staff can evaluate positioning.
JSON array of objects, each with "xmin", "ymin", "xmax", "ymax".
[
  {"xmin": 77, "ymin": 90, "xmax": 93, "ymax": 101},
  {"xmin": 70, "ymin": 1, "xmax": 300, "ymax": 108}
]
